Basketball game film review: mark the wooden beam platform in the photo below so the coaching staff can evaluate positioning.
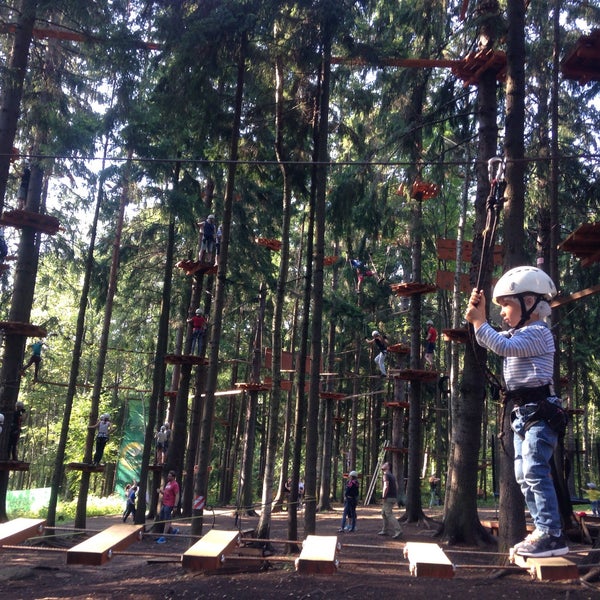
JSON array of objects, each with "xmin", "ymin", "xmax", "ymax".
[
  {"xmin": 66, "ymin": 462, "xmax": 105, "ymax": 473},
  {"xmin": 390, "ymin": 282, "xmax": 437, "ymax": 297},
  {"xmin": 387, "ymin": 343, "xmax": 410, "ymax": 354},
  {"xmin": 403, "ymin": 542, "xmax": 454, "ymax": 578},
  {"xmin": 164, "ymin": 354, "xmax": 208, "ymax": 366},
  {"xmin": 558, "ymin": 222, "xmax": 600, "ymax": 266},
  {"xmin": 0, "ymin": 460, "xmax": 30, "ymax": 472},
  {"xmin": 510, "ymin": 552, "xmax": 579, "ymax": 581},
  {"xmin": 561, "ymin": 30, "xmax": 600, "ymax": 84},
  {"xmin": 0, "ymin": 321, "xmax": 47, "ymax": 337},
  {"xmin": 66, "ymin": 523, "xmax": 143, "ymax": 566},
  {"xmin": 182, "ymin": 529, "xmax": 240, "ymax": 571},
  {"xmin": 295, "ymin": 535, "xmax": 339, "ymax": 575},
  {"xmin": 0, "ymin": 210, "xmax": 60, "ymax": 235},
  {"xmin": 384, "ymin": 401, "xmax": 410, "ymax": 409},
  {"xmin": 0, "ymin": 517, "xmax": 45, "ymax": 546},
  {"xmin": 175, "ymin": 259, "xmax": 217, "ymax": 276},
  {"xmin": 255, "ymin": 237, "xmax": 282, "ymax": 251}
]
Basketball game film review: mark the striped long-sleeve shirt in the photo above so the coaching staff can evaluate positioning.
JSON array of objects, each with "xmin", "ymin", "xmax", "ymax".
[{"xmin": 474, "ymin": 321, "xmax": 554, "ymax": 392}]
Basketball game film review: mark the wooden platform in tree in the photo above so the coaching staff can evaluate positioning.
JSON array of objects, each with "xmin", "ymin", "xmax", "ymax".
[
  {"xmin": 0, "ymin": 461, "xmax": 29, "ymax": 471},
  {"xmin": 561, "ymin": 29, "xmax": 600, "ymax": 84},
  {"xmin": 442, "ymin": 328, "xmax": 469, "ymax": 343},
  {"xmin": 558, "ymin": 222, "xmax": 600, "ymax": 267},
  {"xmin": 319, "ymin": 391, "xmax": 346, "ymax": 400},
  {"xmin": 295, "ymin": 535, "xmax": 339, "ymax": 575},
  {"xmin": 0, "ymin": 210, "xmax": 60, "ymax": 234},
  {"xmin": 451, "ymin": 48, "xmax": 506, "ymax": 86},
  {"xmin": 393, "ymin": 369, "xmax": 439, "ymax": 382},
  {"xmin": 403, "ymin": 542, "xmax": 454, "ymax": 578},
  {"xmin": 397, "ymin": 181, "xmax": 439, "ymax": 200},
  {"xmin": 255, "ymin": 237, "xmax": 282, "ymax": 251},
  {"xmin": 0, "ymin": 321, "xmax": 47, "ymax": 337},
  {"xmin": 0, "ymin": 517, "xmax": 45, "ymax": 546},
  {"xmin": 387, "ymin": 343, "xmax": 410, "ymax": 354},
  {"xmin": 384, "ymin": 446, "xmax": 408, "ymax": 453},
  {"xmin": 66, "ymin": 462, "xmax": 106, "ymax": 473},
  {"xmin": 164, "ymin": 354, "xmax": 208, "ymax": 366},
  {"xmin": 383, "ymin": 401, "xmax": 410, "ymax": 409},
  {"xmin": 510, "ymin": 552, "xmax": 579, "ymax": 582},
  {"xmin": 323, "ymin": 255, "xmax": 339, "ymax": 266},
  {"xmin": 66, "ymin": 523, "xmax": 143, "ymax": 566},
  {"xmin": 235, "ymin": 381, "xmax": 271, "ymax": 392},
  {"xmin": 390, "ymin": 282, "xmax": 437, "ymax": 297},
  {"xmin": 164, "ymin": 390, "xmax": 178, "ymax": 397},
  {"xmin": 175, "ymin": 259, "xmax": 217, "ymax": 276},
  {"xmin": 436, "ymin": 238, "xmax": 503, "ymax": 265},
  {"xmin": 148, "ymin": 464, "xmax": 164, "ymax": 472},
  {"xmin": 182, "ymin": 529, "xmax": 241, "ymax": 571}
]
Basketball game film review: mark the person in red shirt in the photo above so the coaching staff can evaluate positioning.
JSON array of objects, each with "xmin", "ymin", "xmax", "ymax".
[
  {"xmin": 423, "ymin": 320, "xmax": 437, "ymax": 369},
  {"xmin": 156, "ymin": 470, "xmax": 180, "ymax": 542},
  {"xmin": 187, "ymin": 309, "xmax": 207, "ymax": 355}
]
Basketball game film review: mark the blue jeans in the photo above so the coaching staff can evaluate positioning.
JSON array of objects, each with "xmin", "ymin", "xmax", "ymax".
[
  {"xmin": 341, "ymin": 498, "xmax": 357, "ymax": 531},
  {"xmin": 512, "ymin": 405, "xmax": 561, "ymax": 536},
  {"xmin": 375, "ymin": 352, "xmax": 386, "ymax": 376}
]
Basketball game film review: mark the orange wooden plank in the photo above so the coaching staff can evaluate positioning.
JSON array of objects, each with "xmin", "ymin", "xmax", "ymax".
[
  {"xmin": 182, "ymin": 529, "xmax": 240, "ymax": 571},
  {"xmin": 0, "ymin": 518, "xmax": 45, "ymax": 546},
  {"xmin": 403, "ymin": 542, "xmax": 454, "ymax": 578},
  {"xmin": 511, "ymin": 553, "xmax": 578, "ymax": 581},
  {"xmin": 66, "ymin": 524, "xmax": 143, "ymax": 566},
  {"xmin": 295, "ymin": 535, "xmax": 339, "ymax": 575}
]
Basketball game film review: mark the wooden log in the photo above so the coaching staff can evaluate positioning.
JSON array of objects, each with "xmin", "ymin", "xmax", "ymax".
[
  {"xmin": 294, "ymin": 535, "xmax": 339, "ymax": 575},
  {"xmin": 403, "ymin": 542, "xmax": 454, "ymax": 578},
  {"xmin": 182, "ymin": 529, "xmax": 240, "ymax": 571},
  {"xmin": 66, "ymin": 524, "xmax": 143, "ymax": 566},
  {"xmin": 0, "ymin": 518, "xmax": 45, "ymax": 546}
]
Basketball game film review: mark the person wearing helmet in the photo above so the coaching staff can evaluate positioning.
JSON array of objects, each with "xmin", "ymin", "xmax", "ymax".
[
  {"xmin": 338, "ymin": 470, "xmax": 360, "ymax": 533},
  {"xmin": 21, "ymin": 338, "xmax": 45, "ymax": 382},
  {"xmin": 423, "ymin": 320, "xmax": 437, "ymax": 369},
  {"xmin": 88, "ymin": 413, "xmax": 113, "ymax": 466},
  {"xmin": 366, "ymin": 330, "xmax": 388, "ymax": 376},
  {"xmin": 186, "ymin": 308, "xmax": 207, "ymax": 355},
  {"xmin": 198, "ymin": 214, "xmax": 217, "ymax": 264},
  {"xmin": 465, "ymin": 266, "xmax": 569, "ymax": 558},
  {"xmin": 7, "ymin": 401, "xmax": 26, "ymax": 461}
]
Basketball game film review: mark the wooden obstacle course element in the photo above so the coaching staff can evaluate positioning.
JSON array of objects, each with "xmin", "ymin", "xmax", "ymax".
[
  {"xmin": 235, "ymin": 381, "xmax": 271, "ymax": 392},
  {"xmin": 561, "ymin": 29, "xmax": 600, "ymax": 84},
  {"xmin": 319, "ymin": 391, "xmax": 346, "ymax": 401},
  {"xmin": 182, "ymin": 529, "xmax": 240, "ymax": 571},
  {"xmin": 558, "ymin": 222, "xmax": 600, "ymax": 267},
  {"xmin": 323, "ymin": 255, "xmax": 339, "ymax": 266},
  {"xmin": 442, "ymin": 328, "xmax": 469, "ymax": 343},
  {"xmin": 255, "ymin": 237, "xmax": 282, "ymax": 251},
  {"xmin": 510, "ymin": 552, "xmax": 579, "ymax": 582},
  {"xmin": 403, "ymin": 542, "xmax": 454, "ymax": 578},
  {"xmin": 295, "ymin": 535, "xmax": 339, "ymax": 575},
  {"xmin": 175, "ymin": 259, "xmax": 217, "ymax": 276},
  {"xmin": 0, "ymin": 210, "xmax": 61, "ymax": 235},
  {"xmin": 436, "ymin": 238, "xmax": 503, "ymax": 265},
  {"xmin": 66, "ymin": 523, "xmax": 143, "ymax": 566},
  {"xmin": 481, "ymin": 520, "xmax": 534, "ymax": 537},
  {"xmin": 0, "ymin": 517, "xmax": 45, "ymax": 546},
  {"xmin": 451, "ymin": 48, "xmax": 506, "ymax": 87},
  {"xmin": 66, "ymin": 462, "xmax": 105, "ymax": 473},
  {"xmin": 0, "ymin": 321, "xmax": 47, "ymax": 338},
  {"xmin": 393, "ymin": 369, "xmax": 439, "ymax": 382},
  {"xmin": 384, "ymin": 401, "xmax": 410, "ymax": 409},
  {"xmin": 164, "ymin": 354, "xmax": 208, "ymax": 366},
  {"xmin": 387, "ymin": 343, "xmax": 410, "ymax": 354},
  {"xmin": 0, "ymin": 460, "xmax": 29, "ymax": 471},
  {"xmin": 390, "ymin": 282, "xmax": 437, "ymax": 297},
  {"xmin": 384, "ymin": 446, "xmax": 408, "ymax": 454}
]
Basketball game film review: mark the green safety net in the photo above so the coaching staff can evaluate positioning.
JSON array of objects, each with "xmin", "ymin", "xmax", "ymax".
[{"xmin": 115, "ymin": 397, "xmax": 147, "ymax": 497}]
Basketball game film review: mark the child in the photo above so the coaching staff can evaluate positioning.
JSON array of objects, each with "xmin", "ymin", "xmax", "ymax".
[
  {"xmin": 338, "ymin": 470, "xmax": 359, "ymax": 532},
  {"xmin": 123, "ymin": 484, "xmax": 137, "ymax": 522},
  {"xmin": 366, "ymin": 330, "xmax": 388, "ymax": 377},
  {"xmin": 465, "ymin": 266, "xmax": 568, "ymax": 558}
]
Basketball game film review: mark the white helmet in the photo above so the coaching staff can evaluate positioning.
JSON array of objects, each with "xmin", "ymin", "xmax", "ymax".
[
  {"xmin": 101, "ymin": 413, "xmax": 110, "ymax": 420},
  {"xmin": 426, "ymin": 320, "xmax": 433, "ymax": 325},
  {"xmin": 349, "ymin": 470, "xmax": 358, "ymax": 478},
  {"xmin": 195, "ymin": 308, "xmax": 202, "ymax": 315},
  {"xmin": 372, "ymin": 330, "xmax": 380, "ymax": 337},
  {"xmin": 492, "ymin": 266, "xmax": 557, "ymax": 305},
  {"xmin": 207, "ymin": 214, "xmax": 215, "ymax": 220}
]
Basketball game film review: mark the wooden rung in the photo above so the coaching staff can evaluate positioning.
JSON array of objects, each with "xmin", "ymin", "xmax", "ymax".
[
  {"xmin": 66, "ymin": 524, "xmax": 143, "ymax": 566},
  {"xmin": 66, "ymin": 462, "xmax": 105, "ymax": 473},
  {"xmin": 295, "ymin": 535, "xmax": 339, "ymax": 575},
  {"xmin": 393, "ymin": 369, "xmax": 439, "ymax": 382},
  {"xmin": 384, "ymin": 401, "xmax": 410, "ymax": 409},
  {"xmin": 403, "ymin": 542, "xmax": 454, "ymax": 578},
  {"xmin": 0, "ymin": 517, "xmax": 45, "ymax": 546},
  {"xmin": 0, "ymin": 321, "xmax": 47, "ymax": 337},
  {"xmin": 164, "ymin": 354, "xmax": 208, "ymax": 366},
  {"xmin": 511, "ymin": 553, "xmax": 579, "ymax": 581},
  {"xmin": 182, "ymin": 529, "xmax": 240, "ymax": 571}
]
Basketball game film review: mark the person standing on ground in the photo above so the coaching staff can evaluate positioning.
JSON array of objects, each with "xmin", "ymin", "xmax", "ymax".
[
  {"xmin": 378, "ymin": 462, "xmax": 402, "ymax": 539},
  {"xmin": 465, "ymin": 266, "xmax": 569, "ymax": 558},
  {"xmin": 338, "ymin": 470, "xmax": 359, "ymax": 532},
  {"xmin": 366, "ymin": 330, "xmax": 388, "ymax": 377},
  {"xmin": 123, "ymin": 484, "xmax": 137, "ymax": 522},
  {"xmin": 156, "ymin": 470, "xmax": 180, "ymax": 543}
]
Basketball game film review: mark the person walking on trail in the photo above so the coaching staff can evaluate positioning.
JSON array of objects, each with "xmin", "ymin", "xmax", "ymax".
[
  {"xmin": 338, "ymin": 470, "xmax": 359, "ymax": 533},
  {"xmin": 21, "ymin": 339, "xmax": 45, "ymax": 381},
  {"xmin": 123, "ymin": 484, "xmax": 137, "ymax": 522},
  {"xmin": 428, "ymin": 473, "xmax": 441, "ymax": 507},
  {"xmin": 198, "ymin": 214, "xmax": 217, "ymax": 264},
  {"xmin": 585, "ymin": 482, "xmax": 600, "ymax": 517},
  {"xmin": 423, "ymin": 319, "xmax": 437, "ymax": 368},
  {"xmin": 89, "ymin": 413, "xmax": 113, "ymax": 466},
  {"xmin": 378, "ymin": 462, "xmax": 403, "ymax": 539},
  {"xmin": 156, "ymin": 470, "xmax": 180, "ymax": 543},
  {"xmin": 7, "ymin": 401, "xmax": 26, "ymax": 461},
  {"xmin": 465, "ymin": 265, "xmax": 569, "ymax": 558},
  {"xmin": 187, "ymin": 309, "xmax": 207, "ymax": 355},
  {"xmin": 366, "ymin": 330, "xmax": 388, "ymax": 376}
]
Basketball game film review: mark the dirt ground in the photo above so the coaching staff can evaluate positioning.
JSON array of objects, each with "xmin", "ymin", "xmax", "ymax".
[{"xmin": 1, "ymin": 504, "xmax": 599, "ymax": 599}]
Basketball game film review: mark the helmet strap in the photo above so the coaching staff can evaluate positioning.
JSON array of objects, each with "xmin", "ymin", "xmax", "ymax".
[{"xmin": 515, "ymin": 294, "xmax": 541, "ymax": 329}]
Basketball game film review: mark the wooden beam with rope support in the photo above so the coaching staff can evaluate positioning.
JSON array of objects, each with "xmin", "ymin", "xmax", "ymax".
[
  {"xmin": 66, "ymin": 523, "xmax": 143, "ymax": 566},
  {"xmin": 403, "ymin": 542, "xmax": 455, "ymax": 578},
  {"xmin": 0, "ymin": 518, "xmax": 45, "ymax": 547},
  {"xmin": 181, "ymin": 529, "xmax": 240, "ymax": 571},
  {"xmin": 294, "ymin": 535, "xmax": 340, "ymax": 575}
]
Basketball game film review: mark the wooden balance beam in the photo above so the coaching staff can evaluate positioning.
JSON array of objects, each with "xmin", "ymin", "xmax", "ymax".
[
  {"xmin": 181, "ymin": 529, "xmax": 241, "ymax": 571},
  {"xmin": 0, "ymin": 517, "xmax": 45, "ymax": 547},
  {"xmin": 403, "ymin": 542, "xmax": 455, "ymax": 578},
  {"xmin": 66, "ymin": 523, "xmax": 143, "ymax": 566},
  {"xmin": 510, "ymin": 550, "xmax": 579, "ymax": 581},
  {"xmin": 294, "ymin": 535, "xmax": 339, "ymax": 575}
]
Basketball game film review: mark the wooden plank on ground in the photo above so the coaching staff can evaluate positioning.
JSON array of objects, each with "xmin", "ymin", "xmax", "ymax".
[
  {"xmin": 403, "ymin": 541, "xmax": 454, "ymax": 578},
  {"xmin": 511, "ymin": 552, "xmax": 578, "ymax": 581},
  {"xmin": 182, "ymin": 529, "xmax": 240, "ymax": 571},
  {"xmin": 0, "ymin": 518, "xmax": 45, "ymax": 546},
  {"xmin": 295, "ymin": 535, "xmax": 339, "ymax": 575},
  {"xmin": 66, "ymin": 523, "xmax": 143, "ymax": 566}
]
